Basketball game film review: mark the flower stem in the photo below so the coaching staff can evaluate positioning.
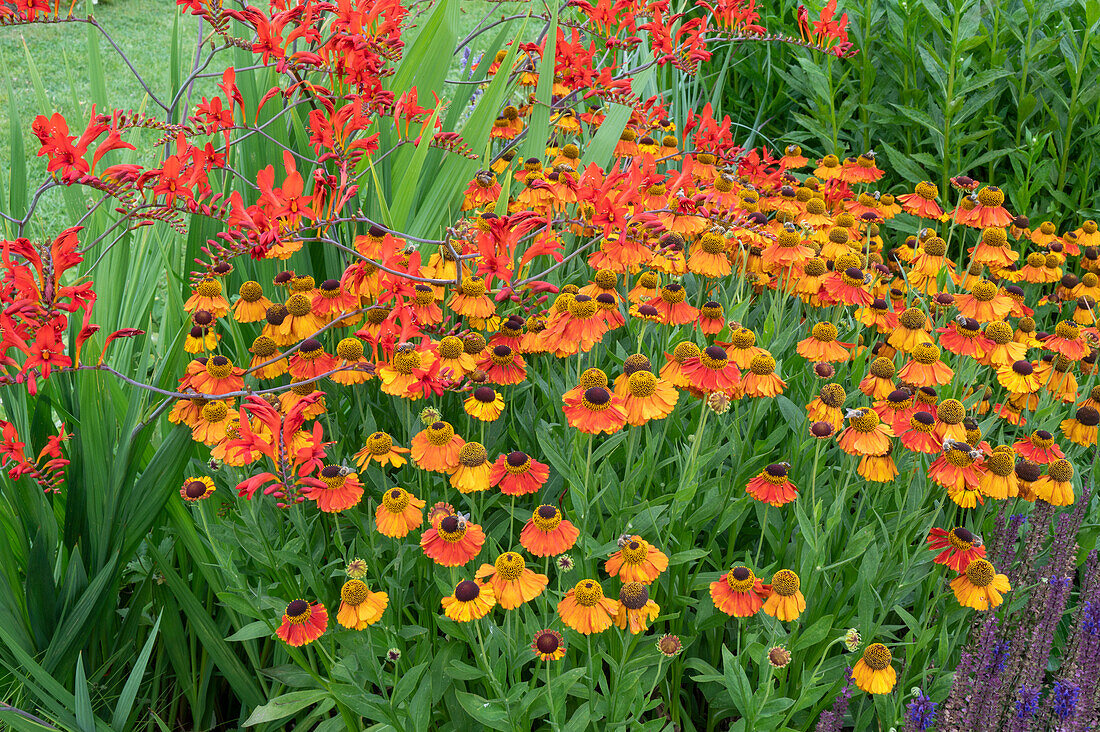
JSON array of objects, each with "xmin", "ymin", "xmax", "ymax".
[{"xmin": 545, "ymin": 661, "xmax": 557, "ymax": 730}]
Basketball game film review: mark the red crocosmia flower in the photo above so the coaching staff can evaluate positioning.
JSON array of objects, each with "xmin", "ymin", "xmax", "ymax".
[
  {"xmin": 276, "ymin": 600, "xmax": 328, "ymax": 647},
  {"xmin": 926, "ymin": 527, "xmax": 987, "ymax": 572},
  {"xmin": 489, "ymin": 451, "xmax": 550, "ymax": 496}
]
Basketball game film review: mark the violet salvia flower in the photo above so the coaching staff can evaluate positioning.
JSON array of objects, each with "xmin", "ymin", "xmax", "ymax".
[
  {"xmin": 960, "ymin": 615, "xmax": 1004, "ymax": 729},
  {"xmin": 1050, "ymin": 680, "xmax": 1078, "ymax": 721},
  {"xmin": 1011, "ymin": 686, "xmax": 1040, "ymax": 732},
  {"xmin": 815, "ymin": 667, "xmax": 853, "ymax": 732},
  {"xmin": 904, "ymin": 690, "xmax": 937, "ymax": 731},
  {"xmin": 992, "ymin": 512, "xmax": 1027, "ymax": 569},
  {"xmin": 1018, "ymin": 576, "xmax": 1072, "ymax": 691}
]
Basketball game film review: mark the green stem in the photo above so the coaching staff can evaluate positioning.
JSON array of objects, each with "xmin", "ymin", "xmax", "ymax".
[{"xmin": 545, "ymin": 661, "xmax": 557, "ymax": 730}]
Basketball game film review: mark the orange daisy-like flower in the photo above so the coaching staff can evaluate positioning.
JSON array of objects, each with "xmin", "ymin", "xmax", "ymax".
[
  {"xmin": 660, "ymin": 341, "xmax": 702, "ymax": 388},
  {"xmin": 688, "ymin": 231, "xmax": 733, "ymax": 277},
  {"xmin": 897, "ymin": 343, "xmax": 955, "ymax": 387},
  {"xmin": 375, "ymin": 486, "xmax": 425, "ymax": 538},
  {"xmin": 620, "ymin": 370, "xmax": 679, "ymax": 425},
  {"xmin": 825, "ymin": 266, "xmax": 874, "ymax": 307},
  {"xmin": 646, "ymin": 283, "xmax": 699, "ymax": 325},
  {"xmin": 464, "ymin": 386, "xmax": 505, "ymax": 421},
  {"xmin": 331, "ymin": 337, "xmax": 373, "ymax": 386},
  {"xmin": 411, "ymin": 421, "xmax": 465, "ymax": 473},
  {"xmin": 562, "ymin": 386, "xmax": 627, "ymax": 434},
  {"xmin": 745, "ymin": 463, "xmax": 798, "ymax": 507},
  {"xmin": 1043, "ymin": 320, "xmax": 1090, "ymax": 360},
  {"xmin": 955, "ymin": 280, "xmax": 1013, "ymax": 323},
  {"xmin": 762, "ymin": 569, "xmax": 806, "ymax": 622},
  {"xmin": 442, "ymin": 579, "xmax": 497, "ymax": 622},
  {"xmin": 180, "ymin": 476, "xmax": 216, "ymax": 502},
  {"xmin": 420, "ymin": 512, "xmax": 486, "ymax": 567},
  {"xmin": 796, "ymin": 323, "xmax": 853, "ymax": 363},
  {"xmin": 929, "ymin": 442, "xmax": 985, "ymax": 508},
  {"xmin": 838, "ymin": 408, "xmax": 893, "ymax": 457},
  {"xmin": 605, "ymin": 535, "xmax": 669, "ymax": 584},
  {"xmin": 852, "ymin": 644, "xmax": 897, "ymax": 695},
  {"xmin": 807, "ymin": 383, "xmax": 847, "ymax": 431},
  {"xmin": 276, "ymin": 600, "xmax": 328, "ymax": 646},
  {"xmin": 288, "ymin": 338, "xmax": 338, "ymax": 381},
  {"xmin": 489, "ymin": 451, "xmax": 550, "ymax": 496},
  {"xmin": 475, "ymin": 551, "xmax": 548, "ymax": 610},
  {"xmin": 450, "ymin": 442, "xmax": 492, "ymax": 494},
  {"xmin": 951, "ymin": 559, "xmax": 1011, "ymax": 610},
  {"xmin": 190, "ymin": 356, "xmax": 245, "ymax": 396},
  {"xmin": 185, "ymin": 278, "xmax": 230, "ymax": 317},
  {"xmin": 531, "ymin": 629, "xmax": 566, "ymax": 661},
  {"xmin": 248, "ymin": 336, "xmax": 288, "ymax": 379},
  {"xmin": 336, "ymin": 580, "xmax": 388, "ymax": 630},
  {"xmin": 303, "ymin": 466, "xmax": 364, "ymax": 513},
  {"xmin": 353, "ymin": 431, "xmax": 410, "ymax": 470},
  {"xmin": 710, "ymin": 565, "xmax": 768, "ymax": 617},
  {"xmin": 232, "ymin": 281, "xmax": 273, "ymax": 322},
  {"xmin": 557, "ymin": 579, "xmax": 618, "ymax": 635},
  {"xmin": 860, "ymin": 358, "xmax": 897, "ymax": 400},
  {"xmin": 997, "ymin": 360, "xmax": 1040, "ymax": 394},
  {"xmin": 965, "ymin": 186, "xmax": 1014, "ymax": 228},
  {"xmin": 615, "ymin": 582, "xmax": 661, "ymax": 634},
  {"xmin": 979, "ymin": 448, "xmax": 1019, "ymax": 499},
  {"xmin": 1062, "ymin": 405, "xmax": 1100, "ymax": 447},
  {"xmin": 1012, "ymin": 429, "xmax": 1065, "ymax": 464},
  {"xmin": 926, "ymin": 527, "xmax": 987, "ymax": 572},
  {"xmin": 448, "ymin": 276, "xmax": 496, "ymax": 318},
  {"xmin": 888, "ymin": 308, "xmax": 934, "ymax": 353},
  {"xmin": 520, "ymin": 505, "xmax": 580, "ymax": 557},
  {"xmin": 1032, "ymin": 458, "xmax": 1075, "ymax": 506},
  {"xmin": 682, "ymin": 345, "xmax": 742, "ymax": 393},
  {"xmin": 742, "ymin": 353, "xmax": 786, "ymax": 398},
  {"xmin": 897, "ymin": 181, "xmax": 944, "ymax": 219},
  {"xmin": 477, "ymin": 344, "xmax": 527, "ymax": 385},
  {"xmin": 697, "ymin": 301, "xmax": 726, "ymax": 335}
]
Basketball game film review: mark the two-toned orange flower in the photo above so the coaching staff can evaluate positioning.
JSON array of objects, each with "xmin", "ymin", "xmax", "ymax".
[
  {"xmin": 710, "ymin": 565, "xmax": 768, "ymax": 617},
  {"xmin": 474, "ymin": 551, "xmax": 548, "ymax": 610}
]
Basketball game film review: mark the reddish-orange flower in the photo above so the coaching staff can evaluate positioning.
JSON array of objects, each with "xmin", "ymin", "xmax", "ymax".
[
  {"xmin": 276, "ymin": 600, "xmax": 328, "ymax": 647},
  {"xmin": 489, "ymin": 451, "xmax": 550, "ymax": 495},
  {"xmin": 562, "ymin": 386, "xmax": 627, "ymax": 434},
  {"xmin": 927, "ymin": 526, "xmax": 987, "ymax": 572},
  {"xmin": 420, "ymin": 511, "xmax": 486, "ymax": 567},
  {"xmin": 710, "ymin": 565, "xmax": 768, "ymax": 617},
  {"xmin": 745, "ymin": 463, "xmax": 798, "ymax": 506},
  {"xmin": 520, "ymin": 505, "xmax": 580, "ymax": 557}
]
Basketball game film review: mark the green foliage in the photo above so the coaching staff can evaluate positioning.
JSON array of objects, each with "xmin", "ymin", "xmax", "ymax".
[{"xmin": 721, "ymin": 0, "xmax": 1100, "ymax": 219}]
